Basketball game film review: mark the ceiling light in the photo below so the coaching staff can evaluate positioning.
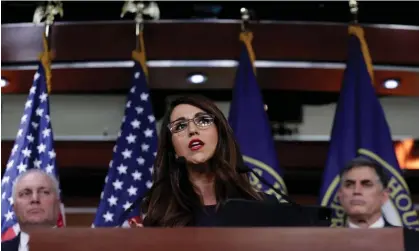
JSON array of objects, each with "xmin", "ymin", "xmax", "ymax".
[
  {"xmin": 187, "ymin": 73, "xmax": 207, "ymax": 84},
  {"xmin": 383, "ymin": 79, "xmax": 399, "ymax": 89},
  {"xmin": 1, "ymin": 78, "xmax": 9, "ymax": 88}
]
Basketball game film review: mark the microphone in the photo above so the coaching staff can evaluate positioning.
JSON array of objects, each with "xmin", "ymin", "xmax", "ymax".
[{"xmin": 237, "ymin": 164, "xmax": 300, "ymax": 207}]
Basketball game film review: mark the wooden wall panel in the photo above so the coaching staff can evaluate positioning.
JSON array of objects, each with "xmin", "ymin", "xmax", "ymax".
[
  {"xmin": 1, "ymin": 141, "xmax": 114, "ymax": 169},
  {"xmin": 2, "ymin": 21, "xmax": 419, "ymax": 64}
]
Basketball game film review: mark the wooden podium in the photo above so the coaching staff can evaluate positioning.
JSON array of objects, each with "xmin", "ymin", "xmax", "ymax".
[{"xmin": 27, "ymin": 227, "xmax": 404, "ymax": 251}]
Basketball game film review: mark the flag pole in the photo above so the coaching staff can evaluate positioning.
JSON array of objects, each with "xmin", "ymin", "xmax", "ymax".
[
  {"xmin": 33, "ymin": 1, "xmax": 63, "ymax": 94},
  {"xmin": 239, "ymin": 7, "xmax": 256, "ymax": 74},
  {"xmin": 347, "ymin": 0, "xmax": 374, "ymax": 83},
  {"xmin": 121, "ymin": 1, "xmax": 160, "ymax": 78}
]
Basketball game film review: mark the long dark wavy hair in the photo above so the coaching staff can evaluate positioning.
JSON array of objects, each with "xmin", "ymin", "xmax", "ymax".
[{"xmin": 141, "ymin": 95, "xmax": 263, "ymax": 227}]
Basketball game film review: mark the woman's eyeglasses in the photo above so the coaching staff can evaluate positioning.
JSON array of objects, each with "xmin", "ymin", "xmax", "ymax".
[{"xmin": 168, "ymin": 114, "xmax": 215, "ymax": 133}]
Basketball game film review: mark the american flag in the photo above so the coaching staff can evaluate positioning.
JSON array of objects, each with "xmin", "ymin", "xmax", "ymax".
[
  {"xmin": 92, "ymin": 60, "xmax": 158, "ymax": 227},
  {"xmin": 1, "ymin": 62, "xmax": 64, "ymax": 241}
]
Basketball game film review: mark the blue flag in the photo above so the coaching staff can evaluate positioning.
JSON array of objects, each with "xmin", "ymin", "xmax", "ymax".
[
  {"xmin": 93, "ymin": 47, "xmax": 158, "ymax": 227},
  {"xmin": 319, "ymin": 26, "xmax": 419, "ymax": 229},
  {"xmin": 228, "ymin": 32, "xmax": 287, "ymax": 201},
  {"xmin": 1, "ymin": 60, "xmax": 64, "ymax": 240}
]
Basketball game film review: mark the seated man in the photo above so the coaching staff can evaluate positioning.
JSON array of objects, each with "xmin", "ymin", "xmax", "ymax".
[
  {"xmin": 337, "ymin": 157, "xmax": 419, "ymax": 250},
  {"xmin": 337, "ymin": 156, "xmax": 392, "ymax": 228},
  {"xmin": 2, "ymin": 169, "xmax": 61, "ymax": 251}
]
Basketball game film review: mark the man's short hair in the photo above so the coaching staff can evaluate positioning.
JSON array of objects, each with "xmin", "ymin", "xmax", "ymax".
[
  {"xmin": 339, "ymin": 156, "xmax": 390, "ymax": 188},
  {"xmin": 12, "ymin": 169, "xmax": 60, "ymax": 200}
]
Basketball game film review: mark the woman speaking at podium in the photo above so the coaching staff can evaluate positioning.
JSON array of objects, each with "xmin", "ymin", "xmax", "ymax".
[{"xmin": 141, "ymin": 95, "xmax": 272, "ymax": 227}]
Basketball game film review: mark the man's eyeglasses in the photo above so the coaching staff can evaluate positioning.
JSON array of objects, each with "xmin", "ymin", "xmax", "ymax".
[{"xmin": 168, "ymin": 114, "xmax": 215, "ymax": 133}]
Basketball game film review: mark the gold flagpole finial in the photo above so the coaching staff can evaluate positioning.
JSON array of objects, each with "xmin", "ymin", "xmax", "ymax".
[
  {"xmin": 33, "ymin": 1, "xmax": 63, "ymax": 38},
  {"xmin": 121, "ymin": 1, "xmax": 160, "ymax": 49},
  {"xmin": 122, "ymin": 1, "xmax": 159, "ymax": 77},
  {"xmin": 349, "ymin": 0, "xmax": 358, "ymax": 24},
  {"xmin": 33, "ymin": 1, "xmax": 62, "ymax": 93}
]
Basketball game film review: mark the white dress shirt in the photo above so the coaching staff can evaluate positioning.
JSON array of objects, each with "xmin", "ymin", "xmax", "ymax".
[
  {"xmin": 18, "ymin": 231, "xmax": 30, "ymax": 251},
  {"xmin": 348, "ymin": 216, "xmax": 385, "ymax": 229}
]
